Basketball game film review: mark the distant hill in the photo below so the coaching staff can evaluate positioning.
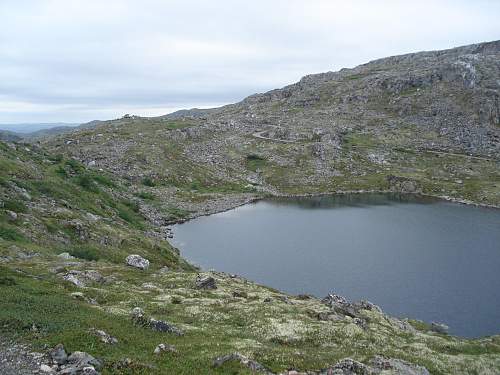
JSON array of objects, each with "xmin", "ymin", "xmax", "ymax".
[{"xmin": 0, "ymin": 122, "xmax": 80, "ymax": 134}]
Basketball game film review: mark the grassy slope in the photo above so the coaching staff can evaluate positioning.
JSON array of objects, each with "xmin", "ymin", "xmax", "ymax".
[{"xmin": 1, "ymin": 140, "xmax": 500, "ymax": 374}]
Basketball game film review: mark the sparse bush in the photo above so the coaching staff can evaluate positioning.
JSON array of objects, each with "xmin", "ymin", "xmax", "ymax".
[
  {"xmin": 3, "ymin": 199, "xmax": 27, "ymax": 213},
  {"xmin": 142, "ymin": 177, "xmax": 156, "ymax": 187},
  {"xmin": 0, "ymin": 225, "xmax": 25, "ymax": 241},
  {"xmin": 76, "ymin": 174, "xmax": 100, "ymax": 193},
  {"xmin": 0, "ymin": 276, "xmax": 17, "ymax": 286},
  {"xmin": 137, "ymin": 191, "xmax": 155, "ymax": 200},
  {"xmin": 69, "ymin": 246, "xmax": 100, "ymax": 261}
]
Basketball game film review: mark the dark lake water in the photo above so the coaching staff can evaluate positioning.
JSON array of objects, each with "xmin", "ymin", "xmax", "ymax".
[{"xmin": 171, "ymin": 194, "xmax": 500, "ymax": 338}]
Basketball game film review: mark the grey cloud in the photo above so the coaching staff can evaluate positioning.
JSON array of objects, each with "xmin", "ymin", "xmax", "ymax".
[{"xmin": 1, "ymin": 0, "xmax": 499, "ymax": 124}]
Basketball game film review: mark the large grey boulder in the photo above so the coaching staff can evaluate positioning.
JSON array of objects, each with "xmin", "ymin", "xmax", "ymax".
[
  {"xmin": 195, "ymin": 275, "xmax": 217, "ymax": 289},
  {"xmin": 125, "ymin": 254, "xmax": 150, "ymax": 270}
]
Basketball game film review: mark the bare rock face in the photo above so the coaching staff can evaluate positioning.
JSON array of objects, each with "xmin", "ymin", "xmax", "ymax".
[{"xmin": 125, "ymin": 254, "xmax": 150, "ymax": 270}]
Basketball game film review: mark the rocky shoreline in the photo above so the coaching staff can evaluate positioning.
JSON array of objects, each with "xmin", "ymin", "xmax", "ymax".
[{"xmin": 168, "ymin": 190, "xmax": 500, "ymax": 228}]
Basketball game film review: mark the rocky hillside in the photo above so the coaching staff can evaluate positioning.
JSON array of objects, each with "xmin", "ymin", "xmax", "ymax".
[{"xmin": 41, "ymin": 40, "xmax": 500, "ymax": 216}]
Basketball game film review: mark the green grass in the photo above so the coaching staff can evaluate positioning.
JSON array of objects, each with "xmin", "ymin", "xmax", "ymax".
[
  {"xmin": 0, "ymin": 224, "xmax": 25, "ymax": 241},
  {"xmin": 69, "ymin": 246, "xmax": 100, "ymax": 261},
  {"xmin": 3, "ymin": 199, "xmax": 28, "ymax": 213},
  {"xmin": 142, "ymin": 177, "xmax": 156, "ymax": 187}
]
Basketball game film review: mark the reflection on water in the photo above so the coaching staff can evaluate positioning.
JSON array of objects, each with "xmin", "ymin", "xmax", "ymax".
[
  {"xmin": 269, "ymin": 193, "xmax": 438, "ymax": 209},
  {"xmin": 172, "ymin": 194, "xmax": 500, "ymax": 338}
]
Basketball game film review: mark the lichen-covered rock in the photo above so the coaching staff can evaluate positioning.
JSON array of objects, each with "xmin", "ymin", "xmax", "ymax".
[
  {"xmin": 125, "ymin": 254, "xmax": 150, "ymax": 270},
  {"xmin": 61, "ymin": 270, "xmax": 104, "ymax": 288},
  {"xmin": 90, "ymin": 329, "xmax": 118, "ymax": 345}
]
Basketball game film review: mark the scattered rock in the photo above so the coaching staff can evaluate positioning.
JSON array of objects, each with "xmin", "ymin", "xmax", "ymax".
[
  {"xmin": 6, "ymin": 210, "xmax": 18, "ymax": 221},
  {"xmin": 125, "ymin": 254, "xmax": 150, "ymax": 270},
  {"xmin": 62, "ymin": 270, "xmax": 105, "ymax": 287},
  {"xmin": 153, "ymin": 343, "xmax": 177, "ymax": 355},
  {"xmin": 91, "ymin": 329, "xmax": 118, "ymax": 345},
  {"xmin": 213, "ymin": 353, "xmax": 273, "ymax": 374},
  {"xmin": 195, "ymin": 274, "xmax": 217, "ymax": 289}
]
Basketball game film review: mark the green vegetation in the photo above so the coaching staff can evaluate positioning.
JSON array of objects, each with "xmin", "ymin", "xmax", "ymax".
[
  {"xmin": 245, "ymin": 154, "xmax": 267, "ymax": 172},
  {"xmin": 0, "ymin": 224, "xmax": 25, "ymax": 242}
]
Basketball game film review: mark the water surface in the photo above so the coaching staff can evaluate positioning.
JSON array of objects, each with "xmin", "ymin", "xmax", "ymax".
[{"xmin": 172, "ymin": 194, "xmax": 500, "ymax": 337}]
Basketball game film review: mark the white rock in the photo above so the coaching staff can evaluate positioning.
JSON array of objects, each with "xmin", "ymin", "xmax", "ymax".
[
  {"xmin": 126, "ymin": 254, "xmax": 150, "ymax": 270},
  {"xmin": 40, "ymin": 364, "xmax": 54, "ymax": 373},
  {"xmin": 58, "ymin": 252, "xmax": 75, "ymax": 260}
]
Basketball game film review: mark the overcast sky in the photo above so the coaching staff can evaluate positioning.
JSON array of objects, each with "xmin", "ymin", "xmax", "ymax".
[{"xmin": 1, "ymin": 0, "xmax": 499, "ymax": 126}]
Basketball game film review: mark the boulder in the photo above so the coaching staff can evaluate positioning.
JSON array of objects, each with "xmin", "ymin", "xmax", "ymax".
[
  {"xmin": 149, "ymin": 318, "xmax": 184, "ymax": 336},
  {"xmin": 195, "ymin": 275, "xmax": 217, "ymax": 289},
  {"xmin": 131, "ymin": 307, "xmax": 183, "ymax": 336},
  {"xmin": 153, "ymin": 343, "xmax": 177, "ymax": 355},
  {"xmin": 65, "ymin": 351, "xmax": 102, "ymax": 370},
  {"xmin": 6, "ymin": 210, "xmax": 17, "ymax": 221},
  {"xmin": 63, "ymin": 273, "xmax": 86, "ymax": 288},
  {"xmin": 49, "ymin": 343, "xmax": 68, "ymax": 365},
  {"xmin": 125, "ymin": 254, "xmax": 150, "ymax": 270}
]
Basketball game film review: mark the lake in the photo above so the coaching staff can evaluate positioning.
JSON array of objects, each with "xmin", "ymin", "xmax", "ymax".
[{"xmin": 171, "ymin": 194, "xmax": 500, "ymax": 338}]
